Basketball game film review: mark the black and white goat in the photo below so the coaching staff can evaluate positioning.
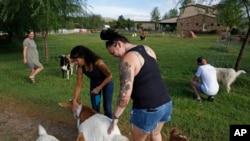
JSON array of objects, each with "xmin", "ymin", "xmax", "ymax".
[{"xmin": 60, "ymin": 55, "xmax": 75, "ymax": 79}]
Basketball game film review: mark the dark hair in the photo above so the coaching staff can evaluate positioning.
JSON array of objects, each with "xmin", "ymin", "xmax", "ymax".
[
  {"xmin": 27, "ymin": 29, "xmax": 33, "ymax": 34},
  {"xmin": 197, "ymin": 56, "xmax": 204, "ymax": 64},
  {"xmin": 70, "ymin": 45, "xmax": 101, "ymax": 65},
  {"xmin": 26, "ymin": 29, "xmax": 34, "ymax": 38},
  {"xmin": 100, "ymin": 28, "xmax": 129, "ymax": 47}
]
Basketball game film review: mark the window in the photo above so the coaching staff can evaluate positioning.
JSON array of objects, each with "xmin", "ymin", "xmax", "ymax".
[{"xmin": 204, "ymin": 24, "xmax": 207, "ymax": 29}]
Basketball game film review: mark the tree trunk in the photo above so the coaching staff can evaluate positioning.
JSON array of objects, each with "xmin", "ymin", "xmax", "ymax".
[
  {"xmin": 234, "ymin": 1, "xmax": 249, "ymax": 71},
  {"xmin": 42, "ymin": 32, "xmax": 49, "ymax": 61}
]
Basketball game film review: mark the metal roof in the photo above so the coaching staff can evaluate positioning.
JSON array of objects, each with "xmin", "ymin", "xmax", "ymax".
[{"xmin": 160, "ymin": 17, "xmax": 178, "ymax": 24}]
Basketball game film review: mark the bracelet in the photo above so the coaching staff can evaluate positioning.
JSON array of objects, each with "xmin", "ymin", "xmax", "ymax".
[{"xmin": 113, "ymin": 114, "xmax": 119, "ymax": 119}]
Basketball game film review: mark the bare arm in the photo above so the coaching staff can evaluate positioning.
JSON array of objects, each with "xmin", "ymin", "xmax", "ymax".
[
  {"xmin": 193, "ymin": 76, "xmax": 200, "ymax": 82},
  {"xmin": 72, "ymin": 66, "xmax": 83, "ymax": 113},
  {"xmin": 91, "ymin": 59, "xmax": 112, "ymax": 94},
  {"xmin": 113, "ymin": 50, "xmax": 145, "ymax": 117},
  {"xmin": 116, "ymin": 61, "xmax": 133, "ymax": 112},
  {"xmin": 108, "ymin": 52, "xmax": 141, "ymax": 134},
  {"xmin": 23, "ymin": 45, "xmax": 28, "ymax": 64}
]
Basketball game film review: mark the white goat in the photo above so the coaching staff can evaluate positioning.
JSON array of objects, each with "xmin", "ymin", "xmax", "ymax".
[
  {"xmin": 216, "ymin": 68, "xmax": 246, "ymax": 93},
  {"xmin": 36, "ymin": 124, "xmax": 59, "ymax": 141}
]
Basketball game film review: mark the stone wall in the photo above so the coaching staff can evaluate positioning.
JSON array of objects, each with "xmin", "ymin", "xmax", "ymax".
[{"xmin": 177, "ymin": 15, "xmax": 225, "ymax": 32}]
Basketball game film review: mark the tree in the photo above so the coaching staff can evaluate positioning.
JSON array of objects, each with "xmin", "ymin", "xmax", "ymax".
[
  {"xmin": 136, "ymin": 22, "xmax": 142, "ymax": 30},
  {"xmin": 182, "ymin": 0, "xmax": 192, "ymax": 6},
  {"xmin": 116, "ymin": 15, "xmax": 126, "ymax": 29},
  {"xmin": 30, "ymin": 0, "xmax": 88, "ymax": 61},
  {"xmin": 175, "ymin": 0, "xmax": 249, "ymax": 70},
  {"xmin": 0, "ymin": 0, "xmax": 36, "ymax": 36},
  {"xmin": 0, "ymin": 0, "xmax": 88, "ymax": 61},
  {"xmin": 125, "ymin": 18, "xmax": 135, "ymax": 31},
  {"xmin": 217, "ymin": 0, "xmax": 244, "ymax": 34},
  {"xmin": 82, "ymin": 14, "xmax": 104, "ymax": 29},
  {"xmin": 163, "ymin": 8, "xmax": 178, "ymax": 19},
  {"xmin": 151, "ymin": 6, "xmax": 161, "ymax": 31},
  {"xmin": 114, "ymin": 15, "xmax": 135, "ymax": 30},
  {"xmin": 203, "ymin": 0, "xmax": 247, "ymax": 71},
  {"xmin": 234, "ymin": 0, "xmax": 250, "ymax": 71}
]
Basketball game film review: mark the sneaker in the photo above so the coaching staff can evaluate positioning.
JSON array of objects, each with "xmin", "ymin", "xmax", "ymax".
[
  {"xmin": 208, "ymin": 96, "xmax": 214, "ymax": 102},
  {"xmin": 196, "ymin": 98, "xmax": 202, "ymax": 103}
]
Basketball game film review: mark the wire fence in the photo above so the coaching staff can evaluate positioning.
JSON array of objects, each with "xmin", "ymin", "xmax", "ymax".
[
  {"xmin": 208, "ymin": 40, "xmax": 245, "ymax": 69},
  {"xmin": 37, "ymin": 39, "xmax": 64, "ymax": 63}
]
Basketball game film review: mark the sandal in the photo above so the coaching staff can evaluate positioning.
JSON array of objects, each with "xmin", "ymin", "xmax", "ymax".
[{"xmin": 29, "ymin": 76, "xmax": 36, "ymax": 84}]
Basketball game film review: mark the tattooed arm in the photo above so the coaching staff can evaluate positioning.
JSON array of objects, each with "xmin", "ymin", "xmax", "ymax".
[
  {"xmin": 114, "ymin": 61, "xmax": 134, "ymax": 115},
  {"xmin": 108, "ymin": 52, "xmax": 140, "ymax": 134}
]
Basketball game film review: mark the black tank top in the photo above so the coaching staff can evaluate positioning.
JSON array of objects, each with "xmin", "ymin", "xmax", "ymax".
[
  {"xmin": 128, "ymin": 45, "xmax": 171, "ymax": 109},
  {"xmin": 82, "ymin": 65, "xmax": 106, "ymax": 82}
]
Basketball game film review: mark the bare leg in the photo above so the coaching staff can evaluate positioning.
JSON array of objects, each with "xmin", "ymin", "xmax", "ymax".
[
  {"xmin": 30, "ymin": 67, "xmax": 43, "ymax": 78},
  {"xmin": 149, "ymin": 122, "xmax": 164, "ymax": 141},
  {"xmin": 131, "ymin": 124, "xmax": 149, "ymax": 141},
  {"xmin": 191, "ymin": 81, "xmax": 201, "ymax": 99},
  {"xmin": 29, "ymin": 67, "xmax": 43, "ymax": 83},
  {"xmin": 29, "ymin": 69, "xmax": 36, "ymax": 77}
]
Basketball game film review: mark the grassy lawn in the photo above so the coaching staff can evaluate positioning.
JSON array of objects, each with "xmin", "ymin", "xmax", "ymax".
[{"xmin": 0, "ymin": 32, "xmax": 249, "ymax": 141}]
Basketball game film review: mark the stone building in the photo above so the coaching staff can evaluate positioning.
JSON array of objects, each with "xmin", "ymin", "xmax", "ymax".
[
  {"xmin": 135, "ymin": 1, "xmax": 226, "ymax": 33},
  {"xmin": 177, "ymin": 1, "xmax": 225, "ymax": 33}
]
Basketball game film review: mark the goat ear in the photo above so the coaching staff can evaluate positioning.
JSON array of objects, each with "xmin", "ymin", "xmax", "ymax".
[
  {"xmin": 178, "ymin": 135, "xmax": 187, "ymax": 141},
  {"xmin": 58, "ymin": 102, "xmax": 69, "ymax": 108},
  {"xmin": 76, "ymin": 132, "xmax": 85, "ymax": 141},
  {"xmin": 170, "ymin": 127, "xmax": 178, "ymax": 134},
  {"xmin": 76, "ymin": 98, "xmax": 82, "ymax": 104}
]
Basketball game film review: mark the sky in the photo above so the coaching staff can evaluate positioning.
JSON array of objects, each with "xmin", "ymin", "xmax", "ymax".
[
  {"xmin": 87, "ymin": 0, "xmax": 180, "ymax": 21},
  {"xmin": 87, "ymin": 0, "xmax": 219, "ymax": 21}
]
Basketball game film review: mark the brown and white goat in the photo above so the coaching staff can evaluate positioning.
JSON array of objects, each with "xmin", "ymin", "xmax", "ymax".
[
  {"xmin": 59, "ymin": 100, "xmax": 129, "ymax": 141},
  {"xmin": 169, "ymin": 127, "xmax": 188, "ymax": 141}
]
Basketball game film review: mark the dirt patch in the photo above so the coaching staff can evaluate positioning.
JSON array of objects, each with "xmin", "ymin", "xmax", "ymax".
[
  {"xmin": 0, "ymin": 97, "xmax": 77, "ymax": 141},
  {"xmin": 0, "ymin": 97, "xmax": 133, "ymax": 141}
]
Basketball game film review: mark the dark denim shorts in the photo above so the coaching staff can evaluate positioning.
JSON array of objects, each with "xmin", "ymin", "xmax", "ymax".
[
  {"xmin": 130, "ymin": 100, "xmax": 172, "ymax": 132},
  {"xmin": 195, "ymin": 82, "xmax": 206, "ymax": 95}
]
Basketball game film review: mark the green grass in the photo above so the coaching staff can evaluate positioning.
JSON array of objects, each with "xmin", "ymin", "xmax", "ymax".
[{"xmin": 0, "ymin": 33, "xmax": 250, "ymax": 141}]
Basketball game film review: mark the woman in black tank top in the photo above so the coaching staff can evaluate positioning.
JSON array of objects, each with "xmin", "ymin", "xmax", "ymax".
[
  {"xmin": 100, "ymin": 29, "xmax": 172, "ymax": 141},
  {"xmin": 69, "ymin": 45, "xmax": 114, "ymax": 119}
]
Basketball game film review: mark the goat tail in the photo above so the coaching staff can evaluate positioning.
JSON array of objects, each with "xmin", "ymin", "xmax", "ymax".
[
  {"xmin": 113, "ymin": 135, "xmax": 130, "ymax": 141},
  {"xmin": 236, "ymin": 70, "xmax": 246, "ymax": 77}
]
